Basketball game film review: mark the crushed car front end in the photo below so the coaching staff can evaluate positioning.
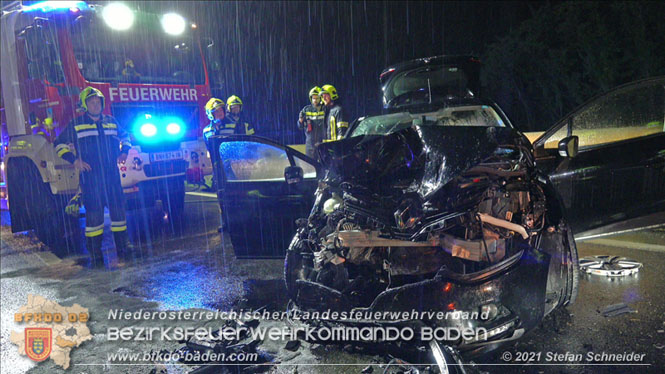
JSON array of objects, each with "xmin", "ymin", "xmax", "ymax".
[{"xmin": 284, "ymin": 103, "xmax": 578, "ymax": 359}]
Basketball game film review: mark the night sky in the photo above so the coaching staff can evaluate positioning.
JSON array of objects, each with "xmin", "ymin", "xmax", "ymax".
[{"xmin": 130, "ymin": 1, "xmax": 542, "ymax": 143}]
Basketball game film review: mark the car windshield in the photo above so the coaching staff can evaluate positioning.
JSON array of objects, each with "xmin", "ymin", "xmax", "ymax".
[
  {"xmin": 350, "ymin": 105, "xmax": 506, "ymax": 137},
  {"xmin": 69, "ymin": 15, "xmax": 205, "ymax": 85}
]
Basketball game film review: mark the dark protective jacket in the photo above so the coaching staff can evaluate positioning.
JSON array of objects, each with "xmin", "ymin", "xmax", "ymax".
[
  {"xmin": 202, "ymin": 117, "xmax": 250, "ymax": 153},
  {"xmin": 54, "ymin": 113, "xmax": 131, "ymax": 167},
  {"xmin": 298, "ymin": 104, "xmax": 325, "ymax": 158},
  {"xmin": 323, "ymin": 103, "xmax": 348, "ymax": 141},
  {"xmin": 225, "ymin": 113, "xmax": 255, "ymax": 137}
]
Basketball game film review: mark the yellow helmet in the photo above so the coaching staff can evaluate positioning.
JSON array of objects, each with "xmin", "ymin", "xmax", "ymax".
[
  {"xmin": 79, "ymin": 86, "xmax": 105, "ymax": 111},
  {"xmin": 321, "ymin": 84, "xmax": 338, "ymax": 101},
  {"xmin": 226, "ymin": 95, "xmax": 243, "ymax": 112},
  {"xmin": 309, "ymin": 86, "xmax": 321, "ymax": 100},
  {"xmin": 205, "ymin": 97, "xmax": 225, "ymax": 120}
]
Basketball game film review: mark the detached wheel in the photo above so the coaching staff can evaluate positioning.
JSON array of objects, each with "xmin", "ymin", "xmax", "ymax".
[{"xmin": 8, "ymin": 158, "xmax": 81, "ymax": 256}]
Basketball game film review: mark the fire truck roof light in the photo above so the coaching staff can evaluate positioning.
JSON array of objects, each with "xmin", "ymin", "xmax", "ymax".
[
  {"xmin": 161, "ymin": 13, "xmax": 186, "ymax": 36},
  {"xmin": 23, "ymin": 1, "xmax": 87, "ymax": 12},
  {"xmin": 102, "ymin": 3, "xmax": 134, "ymax": 31}
]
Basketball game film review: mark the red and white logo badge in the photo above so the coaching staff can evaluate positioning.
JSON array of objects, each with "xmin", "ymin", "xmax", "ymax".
[{"xmin": 25, "ymin": 328, "xmax": 52, "ymax": 362}]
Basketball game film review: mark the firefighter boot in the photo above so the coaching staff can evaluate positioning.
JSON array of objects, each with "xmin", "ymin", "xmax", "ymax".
[
  {"xmin": 113, "ymin": 231, "xmax": 135, "ymax": 261},
  {"xmin": 85, "ymin": 235, "xmax": 105, "ymax": 268}
]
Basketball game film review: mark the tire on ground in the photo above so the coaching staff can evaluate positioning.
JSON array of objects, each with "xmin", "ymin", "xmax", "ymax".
[{"xmin": 8, "ymin": 157, "xmax": 81, "ymax": 256}]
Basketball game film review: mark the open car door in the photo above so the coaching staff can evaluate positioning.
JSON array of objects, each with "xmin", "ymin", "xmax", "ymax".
[
  {"xmin": 209, "ymin": 135, "xmax": 321, "ymax": 258},
  {"xmin": 533, "ymin": 76, "xmax": 665, "ymax": 237}
]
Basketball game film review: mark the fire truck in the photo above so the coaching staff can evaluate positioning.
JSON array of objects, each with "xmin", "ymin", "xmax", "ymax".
[{"xmin": 0, "ymin": 1, "xmax": 213, "ymax": 253}]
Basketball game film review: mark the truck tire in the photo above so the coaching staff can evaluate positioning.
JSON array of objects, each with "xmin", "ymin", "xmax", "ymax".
[{"xmin": 7, "ymin": 158, "xmax": 81, "ymax": 256}]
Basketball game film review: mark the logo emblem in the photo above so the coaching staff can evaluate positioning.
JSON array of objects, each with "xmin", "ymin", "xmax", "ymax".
[{"xmin": 25, "ymin": 328, "xmax": 52, "ymax": 361}]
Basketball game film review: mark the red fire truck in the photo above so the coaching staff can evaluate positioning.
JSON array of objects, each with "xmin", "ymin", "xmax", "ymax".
[{"xmin": 1, "ymin": 1, "xmax": 213, "ymax": 252}]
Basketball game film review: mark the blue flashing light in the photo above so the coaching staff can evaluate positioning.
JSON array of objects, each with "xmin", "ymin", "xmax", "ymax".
[
  {"xmin": 166, "ymin": 122, "xmax": 181, "ymax": 135},
  {"xmin": 140, "ymin": 123, "xmax": 157, "ymax": 137},
  {"xmin": 162, "ymin": 116, "xmax": 185, "ymax": 139},
  {"xmin": 23, "ymin": 1, "xmax": 87, "ymax": 13},
  {"xmin": 132, "ymin": 114, "xmax": 186, "ymax": 143}
]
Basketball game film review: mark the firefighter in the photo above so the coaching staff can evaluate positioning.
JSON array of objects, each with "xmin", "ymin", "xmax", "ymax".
[
  {"xmin": 121, "ymin": 59, "xmax": 140, "ymax": 82},
  {"xmin": 298, "ymin": 86, "xmax": 325, "ymax": 158},
  {"xmin": 202, "ymin": 97, "xmax": 243, "ymax": 231},
  {"xmin": 225, "ymin": 95, "xmax": 255, "ymax": 136},
  {"xmin": 29, "ymin": 113, "xmax": 49, "ymax": 138},
  {"xmin": 320, "ymin": 84, "xmax": 348, "ymax": 141},
  {"xmin": 54, "ymin": 87, "xmax": 132, "ymax": 268},
  {"xmin": 202, "ymin": 97, "xmax": 231, "ymax": 153}
]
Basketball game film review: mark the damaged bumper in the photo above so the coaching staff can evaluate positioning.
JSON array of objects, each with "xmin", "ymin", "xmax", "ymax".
[{"xmin": 290, "ymin": 244, "xmax": 549, "ymax": 357}]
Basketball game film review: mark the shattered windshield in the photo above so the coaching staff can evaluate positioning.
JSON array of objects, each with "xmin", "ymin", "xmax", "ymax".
[
  {"xmin": 69, "ymin": 15, "xmax": 205, "ymax": 85},
  {"xmin": 350, "ymin": 105, "xmax": 506, "ymax": 137}
]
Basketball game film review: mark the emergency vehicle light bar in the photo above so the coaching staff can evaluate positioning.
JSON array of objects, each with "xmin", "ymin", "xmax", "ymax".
[
  {"xmin": 132, "ymin": 114, "xmax": 185, "ymax": 143},
  {"xmin": 23, "ymin": 1, "xmax": 86, "ymax": 12}
]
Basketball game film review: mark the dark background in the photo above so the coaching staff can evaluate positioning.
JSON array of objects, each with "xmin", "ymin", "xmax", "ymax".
[{"xmin": 137, "ymin": 1, "xmax": 665, "ymax": 143}]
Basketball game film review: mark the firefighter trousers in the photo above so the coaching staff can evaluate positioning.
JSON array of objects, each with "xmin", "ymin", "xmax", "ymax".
[{"xmin": 81, "ymin": 166, "xmax": 128, "ymax": 252}]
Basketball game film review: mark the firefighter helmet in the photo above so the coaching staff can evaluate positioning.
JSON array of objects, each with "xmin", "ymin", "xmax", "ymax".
[
  {"xmin": 226, "ymin": 95, "xmax": 243, "ymax": 112},
  {"xmin": 79, "ymin": 87, "xmax": 105, "ymax": 111},
  {"xmin": 321, "ymin": 84, "xmax": 338, "ymax": 101},
  {"xmin": 309, "ymin": 86, "xmax": 321, "ymax": 99},
  {"xmin": 205, "ymin": 98, "xmax": 225, "ymax": 120}
]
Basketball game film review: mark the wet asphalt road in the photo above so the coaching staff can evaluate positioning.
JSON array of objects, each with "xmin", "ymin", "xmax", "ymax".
[{"xmin": 1, "ymin": 190, "xmax": 664, "ymax": 374}]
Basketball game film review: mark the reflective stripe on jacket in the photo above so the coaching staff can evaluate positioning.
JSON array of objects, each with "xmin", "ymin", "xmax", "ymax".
[
  {"xmin": 298, "ymin": 103, "xmax": 325, "ymax": 145},
  {"xmin": 323, "ymin": 104, "xmax": 347, "ymax": 141},
  {"xmin": 203, "ymin": 117, "xmax": 251, "ymax": 153},
  {"xmin": 226, "ymin": 114, "xmax": 255, "ymax": 135},
  {"xmin": 54, "ymin": 113, "xmax": 130, "ymax": 166}
]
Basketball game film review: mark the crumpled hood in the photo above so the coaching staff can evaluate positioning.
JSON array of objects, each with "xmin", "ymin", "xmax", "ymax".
[{"xmin": 316, "ymin": 126, "xmax": 525, "ymax": 199}]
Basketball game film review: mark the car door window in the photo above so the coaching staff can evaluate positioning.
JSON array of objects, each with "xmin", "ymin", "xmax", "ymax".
[
  {"xmin": 219, "ymin": 141, "xmax": 291, "ymax": 182},
  {"xmin": 572, "ymin": 81, "xmax": 664, "ymax": 149},
  {"xmin": 568, "ymin": 81, "xmax": 664, "ymax": 150},
  {"xmin": 539, "ymin": 79, "xmax": 665, "ymax": 150}
]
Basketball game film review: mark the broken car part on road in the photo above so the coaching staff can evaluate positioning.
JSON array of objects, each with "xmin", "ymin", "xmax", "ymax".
[{"xmin": 579, "ymin": 255, "xmax": 643, "ymax": 277}]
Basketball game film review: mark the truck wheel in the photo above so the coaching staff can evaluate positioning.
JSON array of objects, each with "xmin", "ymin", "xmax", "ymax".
[{"xmin": 8, "ymin": 158, "xmax": 81, "ymax": 256}]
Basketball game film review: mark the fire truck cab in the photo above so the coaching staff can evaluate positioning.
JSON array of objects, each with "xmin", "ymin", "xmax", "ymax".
[{"xmin": 1, "ymin": 1, "xmax": 213, "ymax": 253}]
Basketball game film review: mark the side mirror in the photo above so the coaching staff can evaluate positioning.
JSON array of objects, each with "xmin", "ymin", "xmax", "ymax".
[
  {"xmin": 284, "ymin": 166, "xmax": 303, "ymax": 185},
  {"xmin": 558, "ymin": 136, "xmax": 579, "ymax": 158}
]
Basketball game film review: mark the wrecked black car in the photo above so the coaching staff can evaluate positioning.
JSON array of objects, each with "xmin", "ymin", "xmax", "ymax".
[
  {"xmin": 209, "ymin": 56, "xmax": 664, "ymax": 368},
  {"xmin": 284, "ymin": 103, "xmax": 576, "ymax": 360}
]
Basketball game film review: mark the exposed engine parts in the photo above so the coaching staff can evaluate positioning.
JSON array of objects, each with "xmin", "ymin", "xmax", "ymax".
[
  {"xmin": 289, "ymin": 140, "xmax": 549, "ymax": 303},
  {"xmin": 284, "ymin": 125, "xmax": 578, "ymax": 364}
]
